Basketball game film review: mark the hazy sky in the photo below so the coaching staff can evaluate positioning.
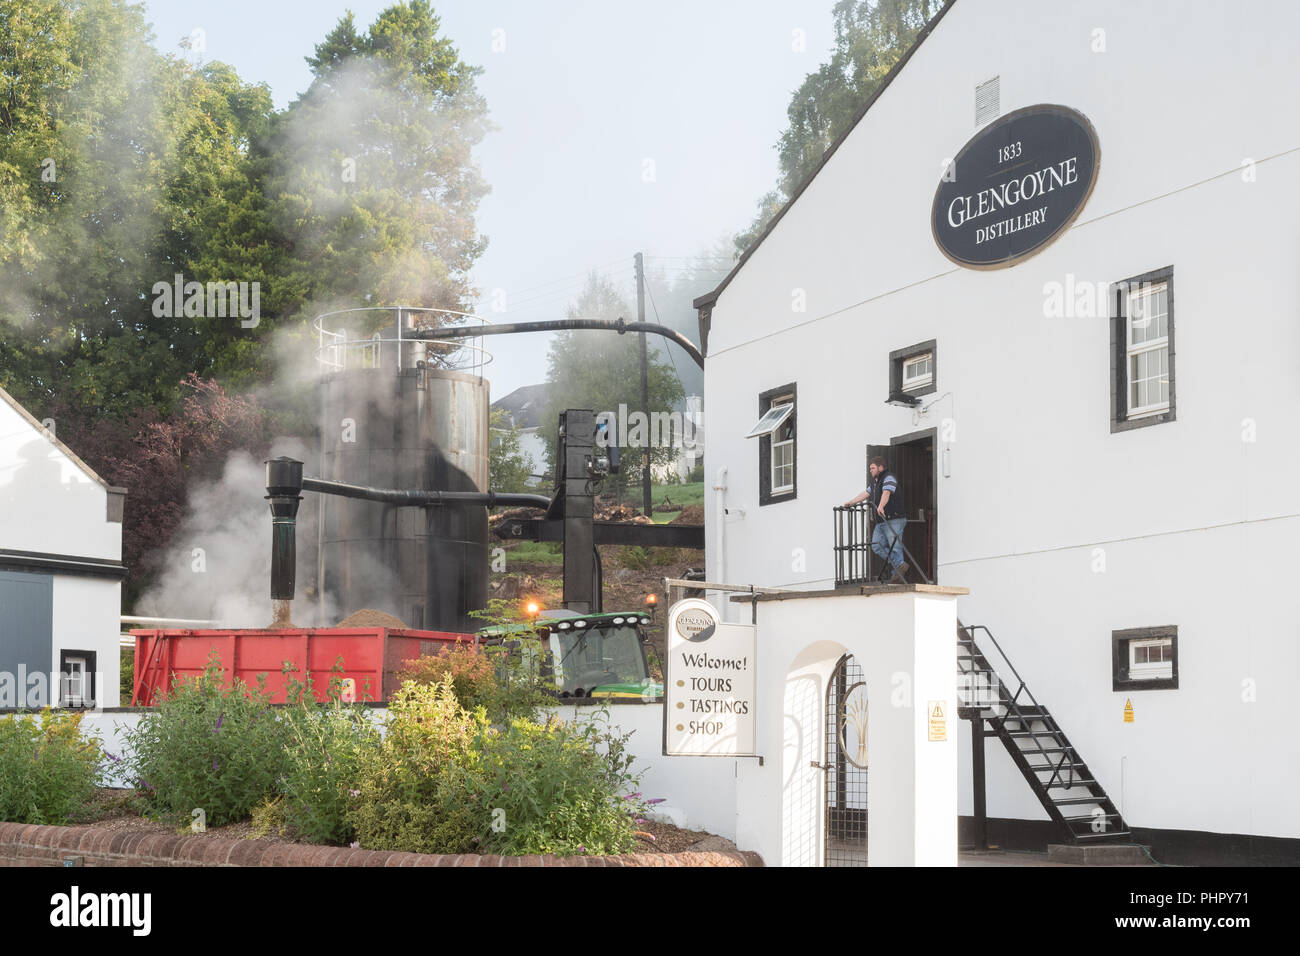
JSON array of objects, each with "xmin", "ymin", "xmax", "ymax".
[{"xmin": 141, "ymin": 1, "xmax": 835, "ymax": 398}]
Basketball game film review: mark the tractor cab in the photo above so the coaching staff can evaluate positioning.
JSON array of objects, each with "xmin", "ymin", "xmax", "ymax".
[{"xmin": 477, "ymin": 609, "xmax": 663, "ymax": 701}]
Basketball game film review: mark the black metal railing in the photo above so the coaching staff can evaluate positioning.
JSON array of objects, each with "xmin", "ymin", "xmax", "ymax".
[
  {"xmin": 960, "ymin": 623, "xmax": 1076, "ymax": 792},
  {"xmin": 832, "ymin": 504, "xmax": 931, "ymax": 586}
]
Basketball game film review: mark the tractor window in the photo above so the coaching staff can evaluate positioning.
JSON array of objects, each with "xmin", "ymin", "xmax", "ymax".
[{"xmin": 551, "ymin": 625, "xmax": 647, "ymax": 697}]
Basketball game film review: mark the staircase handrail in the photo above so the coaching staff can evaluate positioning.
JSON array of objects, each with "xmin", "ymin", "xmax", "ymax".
[{"xmin": 958, "ymin": 620, "xmax": 1077, "ymax": 791}]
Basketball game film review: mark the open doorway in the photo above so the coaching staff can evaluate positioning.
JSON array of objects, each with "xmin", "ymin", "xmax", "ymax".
[{"xmin": 866, "ymin": 429, "xmax": 937, "ymax": 584}]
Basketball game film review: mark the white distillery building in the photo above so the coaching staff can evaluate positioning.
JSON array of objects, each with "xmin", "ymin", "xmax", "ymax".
[
  {"xmin": 0, "ymin": 385, "xmax": 126, "ymax": 709},
  {"xmin": 693, "ymin": 0, "xmax": 1300, "ymax": 864}
]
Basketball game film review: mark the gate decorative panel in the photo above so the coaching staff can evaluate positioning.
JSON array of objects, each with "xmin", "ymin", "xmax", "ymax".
[{"xmin": 825, "ymin": 654, "xmax": 868, "ymax": 866}]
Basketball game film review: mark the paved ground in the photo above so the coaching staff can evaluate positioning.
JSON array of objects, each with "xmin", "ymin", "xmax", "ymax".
[
  {"xmin": 959, "ymin": 849, "xmax": 1081, "ymax": 867},
  {"xmin": 828, "ymin": 847, "xmax": 1120, "ymax": 866}
]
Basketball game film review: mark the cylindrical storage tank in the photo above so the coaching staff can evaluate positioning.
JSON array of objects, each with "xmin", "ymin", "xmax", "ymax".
[
  {"xmin": 319, "ymin": 361, "xmax": 489, "ymax": 631},
  {"xmin": 422, "ymin": 368, "xmax": 490, "ymax": 632}
]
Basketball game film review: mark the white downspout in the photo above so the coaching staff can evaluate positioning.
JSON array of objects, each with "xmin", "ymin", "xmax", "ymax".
[{"xmin": 712, "ymin": 466, "xmax": 728, "ymax": 585}]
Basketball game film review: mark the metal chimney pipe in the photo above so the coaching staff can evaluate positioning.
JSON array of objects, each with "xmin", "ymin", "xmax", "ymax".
[{"xmin": 265, "ymin": 457, "xmax": 304, "ymax": 600}]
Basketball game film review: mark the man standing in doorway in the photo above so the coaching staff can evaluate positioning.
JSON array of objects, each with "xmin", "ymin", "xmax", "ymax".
[{"xmin": 845, "ymin": 457, "xmax": 909, "ymax": 583}]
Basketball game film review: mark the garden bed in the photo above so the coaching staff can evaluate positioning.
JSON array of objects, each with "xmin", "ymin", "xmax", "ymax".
[
  {"xmin": 66, "ymin": 788, "xmax": 733, "ymax": 856},
  {"xmin": 0, "ymin": 816, "xmax": 760, "ymax": 868}
]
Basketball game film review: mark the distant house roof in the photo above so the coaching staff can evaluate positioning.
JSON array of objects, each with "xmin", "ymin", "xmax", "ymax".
[{"xmin": 492, "ymin": 383, "xmax": 551, "ymax": 430}]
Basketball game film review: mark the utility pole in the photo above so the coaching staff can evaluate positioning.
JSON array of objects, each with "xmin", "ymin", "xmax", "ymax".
[{"xmin": 635, "ymin": 252, "xmax": 651, "ymax": 516}]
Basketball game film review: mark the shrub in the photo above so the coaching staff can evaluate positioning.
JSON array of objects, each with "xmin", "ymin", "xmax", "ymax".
[
  {"xmin": 279, "ymin": 697, "xmax": 381, "ymax": 845},
  {"xmin": 122, "ymin": 652, "xmax": 288, "ymax": 826},
  {"xmin": 398, "ymin": 640, "xmax": 547, "ymax": 726},
  {"xmin": 120, "ymin": 646, "xmax": 134, "ymax": 704},
  {"xmin": 473, "ymin": 711, "xmax": 645, "ymax": 856},
  {"xmin": 347, "ymin": 679, "xmax": 489, "ymax": 854},
  {"xmin": 348, "ymin": 679, "xmax": 645, "ymax": 857},
  {"xmin": 0, "ymin": 710, "xmax": 104, "ymax": 825},
  {"xmin": 397, "ymin": 642, "xmax": 495, "ymax": 713},
  {"xmin": 619, "ymin": 546, "xmax": 652, "ymax": 570}
]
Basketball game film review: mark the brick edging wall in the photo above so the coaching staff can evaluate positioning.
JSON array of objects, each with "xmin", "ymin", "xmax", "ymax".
[{"xmin": 0, "ymin": 823, "xmax": 762, "ymax": 867}]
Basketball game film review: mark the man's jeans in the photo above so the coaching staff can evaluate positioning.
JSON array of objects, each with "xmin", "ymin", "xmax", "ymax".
[{"xmin": 871, "ymin": 516, "xmax": 907, "ymax": 573}]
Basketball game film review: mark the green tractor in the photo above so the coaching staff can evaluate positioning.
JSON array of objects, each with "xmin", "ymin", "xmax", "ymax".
[{"xmin": 477, "ymin": 608, "xmax": 663, "ymax": 701}]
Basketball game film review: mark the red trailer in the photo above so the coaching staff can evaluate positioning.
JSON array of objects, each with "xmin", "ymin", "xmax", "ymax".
[{"xmin": 130, "ymin": 627, "xmax": 470, "ymax": 706}]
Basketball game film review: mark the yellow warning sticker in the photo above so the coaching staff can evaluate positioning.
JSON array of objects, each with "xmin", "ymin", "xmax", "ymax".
[
  {"xmin": 1123, "ymin": 699, "xmax": 1134, "ymax": 723},
  {"xmin": 928, "ymin": 700, "xmax": 947, "ymax": 741}
]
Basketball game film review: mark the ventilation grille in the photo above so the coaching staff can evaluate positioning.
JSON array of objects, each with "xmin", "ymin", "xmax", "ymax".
[{"xmin": 975, "ymin": 75, "xmax": 1000, "ymax": 127}]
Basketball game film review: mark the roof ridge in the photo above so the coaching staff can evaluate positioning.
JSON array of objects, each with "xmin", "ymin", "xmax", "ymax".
[
  {"xmin": 0, "ymin": 381, "xmax": 113, "ymax": 491},
  {"xmin": 695, "ymin": 0, "xmax": 960, "ymax": 314}
]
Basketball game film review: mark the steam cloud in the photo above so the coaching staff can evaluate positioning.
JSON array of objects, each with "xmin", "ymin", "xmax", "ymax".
[{"xmin": 133, "ymin": 441, "xmax": 335, "ymax": 628}]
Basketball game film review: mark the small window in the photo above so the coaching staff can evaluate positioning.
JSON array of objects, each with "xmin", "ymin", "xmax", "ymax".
[
  {"xmin": 757, "ymin": 384, "xmax": 796, "ymax": 506},
  {"xmin": 1128, "ymin": 638, "xmax": 1174, "ymax": 680},
  {"xmin": 889, "ymin": 340, "xmax": 937, "ymax": 400},
  {"xmin": 902, "ymin": 352, "xmax": 933, "ymax": 392},
  {"xmin": 771, "ymin": 407, "xmax": 794, "ymax": 494},
  {"xmin": 1112, "ymin": 267, "xmax": 1175, "ymax": 432},
  {"xmin": 1126, "ymin": 282, "xmax": 1169, "ymax": 417},
  {"xmin": 1112, "ymin": 627, "xmax": 1177, "ymax": 691},
  {"xmin": 59, "ymin": 650, "xmax": 97, "ymax": 708}
]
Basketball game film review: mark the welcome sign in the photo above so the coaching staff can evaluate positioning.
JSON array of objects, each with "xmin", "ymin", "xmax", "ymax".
[
  {"xmin": 932, "ymin": 104, "xmax": 1100, "ymax": 269},
  {"xmin": 664, "ymin": 598, "xmax": 757, "ymax": 757}
]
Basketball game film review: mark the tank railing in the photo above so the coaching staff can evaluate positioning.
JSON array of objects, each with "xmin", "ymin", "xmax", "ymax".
[{"xmin": 313, "ymin": 307, "xmax": 494, "ymax": 377}]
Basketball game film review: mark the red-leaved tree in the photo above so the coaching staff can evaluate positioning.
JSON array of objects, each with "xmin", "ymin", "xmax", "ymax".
[{"xmin": 55, "ymin": 375, "xmax": 272, "ymax": 605}]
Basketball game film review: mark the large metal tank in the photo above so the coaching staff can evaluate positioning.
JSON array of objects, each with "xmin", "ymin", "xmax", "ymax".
[{"xmin": 317, "ymin": 309, "xmax": 490, "ymax": 632}]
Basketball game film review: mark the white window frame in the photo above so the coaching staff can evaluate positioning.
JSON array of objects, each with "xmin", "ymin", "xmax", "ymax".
[
  {"xmin": 901, "ymin": 352, "xmax": 934, "ymax": 392},
  {"xmin": 1125, "ymin": 281, "xmax": 1170, "ymax": 419},
  {"xmin": 61, "ymin": 655, "xmax": 88, "ymax": 708},
  {"xmin": 768, "ymin": 398, "xmax": 795, "ymax": 495},
  {"xmin": 745, "ymin": 401, "xmax": 793, "ymax": 440},
  {"xmin": 1128, "ymin": 638, "xmax": 1173, "ymax": 680}
]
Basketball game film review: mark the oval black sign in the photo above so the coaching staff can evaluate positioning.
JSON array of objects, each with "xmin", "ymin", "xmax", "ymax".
[{"xmin": 931, "ymin": 104, "xmax": 1100, "ymax": 270}]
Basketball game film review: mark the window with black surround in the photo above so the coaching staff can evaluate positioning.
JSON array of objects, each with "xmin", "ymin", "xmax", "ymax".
[
  {"xmin": 1112, "ymin": 626, "xmax": 1177, "ymax": 691},
  {"xmin": 1111, "ymin": 266, "xmax": 1175, "ymax": 432},
  {"xmin": 750, "ymin": 383, "xmax": 796, "ymax": 505},
  {"xmin": 890, "ymin": 340, "xmax": 937, "ymax": 400},
  {"xmin": 59, "ymin": 649, "xmax": 97, "ymax": 708}
]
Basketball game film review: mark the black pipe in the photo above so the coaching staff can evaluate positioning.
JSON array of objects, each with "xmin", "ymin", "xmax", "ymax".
[
  {"xmin": 407, "ymin": 317, "xmax": 704, "ymax": 369},
  {"xmin": 265, "ymin": 460, "xmax": 552, "ymax": 604},
  {"xmin": 971, "ymin": 713, "xmax": 989, "ymax": 851},
  {"xmin": 265, "ymin": 457, "xmax": 304, "ymax": 601},
  {"xmin": 301, "ymin": 476, "xmax": 551, "ymax": 510}
]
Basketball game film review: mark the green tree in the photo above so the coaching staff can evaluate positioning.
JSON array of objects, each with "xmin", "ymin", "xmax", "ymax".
[
  {"xmin": 489, "ymin": 406, "xmax": 535, "ymax": 494},
  {"xmin": 0, "ymin": 0, "xmax": 275, "ymax": 417},
  {"xmin": 642, "ymin": 247, "xmax": 731, "ymax": 401},
  {"xmin": 735, "ymin": 0, "xmax": 939, "ymax": 255},
  {"xmin": 540, "ymin": 274, "xmax": 685, "ymax": 496},
  {"xmin": 265, "ymin": 0, "xmax": 491, "ymax": 325}
]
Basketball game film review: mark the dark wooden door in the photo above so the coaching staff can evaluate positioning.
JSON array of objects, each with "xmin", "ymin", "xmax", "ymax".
[
  {"xmin": 890, "ymin": 436, "xmax": 935, "ymax": 583},
  {"xmin": 864, "ymin": 439, "xmax": 935, "ymax": 583}
]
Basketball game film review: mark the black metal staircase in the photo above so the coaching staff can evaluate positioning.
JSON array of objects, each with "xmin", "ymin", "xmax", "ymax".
[{"xmin": 957, "ymin": 621, "xmax": 1130, "ymax": 845}]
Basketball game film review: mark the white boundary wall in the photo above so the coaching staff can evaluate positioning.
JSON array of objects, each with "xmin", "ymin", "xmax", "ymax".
[{"xmin": 59, "ymin": 704, "xmax": 742, "ymax": 841}]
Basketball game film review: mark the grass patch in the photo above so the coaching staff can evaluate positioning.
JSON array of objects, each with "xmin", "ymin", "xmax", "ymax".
[
  {"xmin": 616, "ymin": 482, "xmax": 705, "ymax": 511},
  {"xmin": 502, "ymin": 540, "xmax": 563, "ymax": 565}
]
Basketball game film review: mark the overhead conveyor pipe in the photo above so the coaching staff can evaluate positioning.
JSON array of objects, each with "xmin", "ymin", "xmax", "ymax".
[
  {"xmin": 407, "ymin": 317, "xmax": 704, "ymax": 369},
  {"xmin": 265, "ymin": 457, "xmax": 552, "ymax": 607},
  {"xmin": 301, "ymin": 476, "xmax": 552, "ymax": 510}
]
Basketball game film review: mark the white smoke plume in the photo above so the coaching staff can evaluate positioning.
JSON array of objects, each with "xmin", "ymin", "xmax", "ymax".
[{"xmin": 133, "ymin": 440, "xmax": 335, "ymax": 627}]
